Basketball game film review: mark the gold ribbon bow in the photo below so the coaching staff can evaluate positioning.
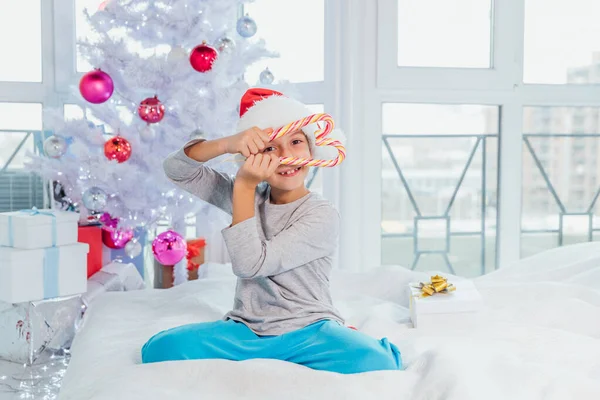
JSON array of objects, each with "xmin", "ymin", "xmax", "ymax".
[{"xmin": 415, "ymin": 275, "xmax": 456, "ymax": 297}]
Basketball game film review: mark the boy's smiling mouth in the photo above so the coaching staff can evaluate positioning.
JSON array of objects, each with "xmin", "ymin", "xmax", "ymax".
[{"xmin": 278, "ymin": 166, "xmax": 302, "ymax": 177}]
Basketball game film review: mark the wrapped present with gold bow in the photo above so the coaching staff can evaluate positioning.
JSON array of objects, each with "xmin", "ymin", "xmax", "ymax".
[
  {"xmin": 408, "ymin": 275, "xmax": 484, "ymax": 329},
  {"xmin": 414, "ymin": 275, "xmax": 456, "ymax": 297}
]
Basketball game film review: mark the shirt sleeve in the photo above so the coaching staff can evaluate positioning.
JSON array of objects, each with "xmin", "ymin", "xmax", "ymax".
[
  {"xmin": 221, "ymin": 205, "xmax": 340, "ymax": 278},
  {"xmin": 162, "ymin": 139, "xmax": 234, "ymax": 215}
]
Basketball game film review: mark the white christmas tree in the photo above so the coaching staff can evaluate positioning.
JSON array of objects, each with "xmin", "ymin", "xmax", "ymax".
[{"xmin": 25, "ymin": 0, "xmax": 276, "ymax": 283}]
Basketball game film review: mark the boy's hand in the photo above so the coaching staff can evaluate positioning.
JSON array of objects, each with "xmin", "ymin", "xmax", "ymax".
[
  {"xmin": 223, "ymin": 127, "xmax": 273, "ymax": 157},
  {"xmin": 236, "ymin": 153, "xmax": 280, "ymax": 187}
]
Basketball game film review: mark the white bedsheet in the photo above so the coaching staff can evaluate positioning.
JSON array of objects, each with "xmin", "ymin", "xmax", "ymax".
[{"xmin": 59, "ymin": 242, "xmax": 600, "ymax": 399}]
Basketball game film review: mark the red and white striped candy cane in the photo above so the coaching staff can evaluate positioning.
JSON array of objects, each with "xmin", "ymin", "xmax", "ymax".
[{"xmin": 270, "ymin": 113, "xmax": 346, "ymax": 167}]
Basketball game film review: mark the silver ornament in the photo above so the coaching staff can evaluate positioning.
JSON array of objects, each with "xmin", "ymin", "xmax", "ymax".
[
  {"xmin": 215, "ymin": 37, "xmax": 236, "ymax": 54},
  {"xmin": 82, "ymin": 187, "xmax": 107, "ymax": 212},
  {"xmin": 44, "ymin": 135, "xmax": 68, "ymax": 158},
  {"xmin": 139, "ymin": 125, "xmax": 156, "ymax": 142},
  {"xmin": 167, "ymin": 46, "xmax": 188, "ymax": 63},
  {"xmin": 124, "ymin": 239, "xmax": 142, "ymax": 258},
  {"xmin": 259, "ymin": 68, "xmax": 275, "ymax": 84},
  {"xmin": 236, "ymin": 15, "xmax": 257, "ymax": 38}
]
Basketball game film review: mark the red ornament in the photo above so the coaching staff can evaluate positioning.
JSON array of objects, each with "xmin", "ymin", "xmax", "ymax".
[
  {"xmin": 104, "ymin": 136, "xmax": 132, "ymax": 163},
  {"xmin": 189, "ymin": 42, "xmax": 218, "ymax": 72},
  {"xmin": 138, "ymin": 96, "xmax": 165, "ymax": 124}
]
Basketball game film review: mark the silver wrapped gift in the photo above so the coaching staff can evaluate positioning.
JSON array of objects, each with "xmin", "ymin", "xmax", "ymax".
[{"xmin": 0, "ymin": 295, "xmax": 84, "ymax": 365}]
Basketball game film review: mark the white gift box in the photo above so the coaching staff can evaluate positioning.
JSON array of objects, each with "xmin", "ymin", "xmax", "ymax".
[
  {"xmin": 82, "ymin": 262, "xmax": 145, "ymax": 305},
  {"xmin": 409, "ymin": 279, "xmax": 484, "ymax": 329},
  {"xmin": 0, "ymin": 208, "xmax": 80, "ymax": 249},
  {"xmin": 0, "ymin": 243, "xmax": 89, "ymax": 303}
]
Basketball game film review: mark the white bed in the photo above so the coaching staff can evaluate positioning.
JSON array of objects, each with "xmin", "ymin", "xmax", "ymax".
[{"xmin": 59, "ymin": 242, "xmax": 600, "ymax": 399}]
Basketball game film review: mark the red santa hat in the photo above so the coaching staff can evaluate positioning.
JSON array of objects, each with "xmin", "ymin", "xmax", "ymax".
[{"xmin": 236, "ymin": 88, "xmax": 345, "ymax": 161}]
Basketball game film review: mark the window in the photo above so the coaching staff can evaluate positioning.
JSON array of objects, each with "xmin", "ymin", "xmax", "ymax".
[
  {"xmin": 0, "ymin": 103, "xmax": 45, "ymax": 212},
  {"xmin": 243, "ymin": 0, "xmax": 325, "ymax": 83},
  {"xmin": 0, "ymin": 0, "xmax": 42, "ymax": 82},
  {"xmin": 397, "ymin": 0, "xmax": 493, "ymax": 68},
  {"xmin": 522, "ymin": 106, "xmax": 600, "ymax": 258},
  {"xmin": 524, "ymin": 0, "xmax": 600, "ymax": 84},
  {"xmin": 381, "ymin": 103, "xmax": 499, "ymax": 277}
]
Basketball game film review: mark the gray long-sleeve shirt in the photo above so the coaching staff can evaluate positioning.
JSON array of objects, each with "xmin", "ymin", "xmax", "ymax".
[{"xmin": 162, "ymin": 140, "xmax": 345, "ymax": 335}]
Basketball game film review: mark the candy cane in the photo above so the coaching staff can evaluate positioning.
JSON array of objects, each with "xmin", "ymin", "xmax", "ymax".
[{"xmin": 270, "ymin": 113, "xmax": 346, "ymax": 167}]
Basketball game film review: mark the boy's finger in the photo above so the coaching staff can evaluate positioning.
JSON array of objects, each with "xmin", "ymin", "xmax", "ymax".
[
  {"xmin": 248, "ymin": 142, "xmax": 259, "ymax": 155},
  {"xmin": 259, "ymin": 129, "xmax": 272, "ymax": 142},
  {"xmin": 253, "ymin": 136, "xmax": 266, "ymax": 151},
  {"xmin": 241, "ymin": 148, "xmax": 250, "ymax": 158},
  {"xmin": 267, "ymin": 156, "xmax": 280, "ymax": 174},
  {"xmin": 260, "ymin": 153, "xmax": 271, "ymax": 169}
]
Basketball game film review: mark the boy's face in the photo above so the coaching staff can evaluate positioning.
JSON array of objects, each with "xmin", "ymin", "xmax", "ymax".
[{"xmin": 264, "ymin": 130, "xmax": 311, "ymax": 191}]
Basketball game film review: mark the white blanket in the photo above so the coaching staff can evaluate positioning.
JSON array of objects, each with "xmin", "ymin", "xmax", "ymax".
[{"xmin": 59, "ymin": 242, "xmax": 600, "ymax": 400}]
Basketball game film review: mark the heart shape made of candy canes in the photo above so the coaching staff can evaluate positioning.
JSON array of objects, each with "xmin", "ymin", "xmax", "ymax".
[{"xmin": 269, "ymin": 113, "xmax": 346, "ymax": 167}]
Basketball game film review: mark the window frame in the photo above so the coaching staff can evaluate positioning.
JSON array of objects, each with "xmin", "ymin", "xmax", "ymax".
[{"xmin": 366, "ymin": 0, "xmax": 600, "ymax": 272}]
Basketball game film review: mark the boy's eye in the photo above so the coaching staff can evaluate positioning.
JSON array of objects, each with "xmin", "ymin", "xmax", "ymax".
[
  {"xmin": 263, "ymin": 146, "xmax": 276, "ymax": 152},
  {"xmin": 292, "ymin": 139, "xmax": 303, "ymax": 145}
]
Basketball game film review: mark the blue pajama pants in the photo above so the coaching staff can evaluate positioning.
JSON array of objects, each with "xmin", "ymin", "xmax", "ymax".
[{"xmin": 141, "ymin": 319, "xmax": 402, "ymax": 374}]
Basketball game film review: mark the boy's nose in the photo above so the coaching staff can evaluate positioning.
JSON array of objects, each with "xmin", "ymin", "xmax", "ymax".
[{"xmin": 279, "ymin": 146, "xmax": 292, "ymax": 158}]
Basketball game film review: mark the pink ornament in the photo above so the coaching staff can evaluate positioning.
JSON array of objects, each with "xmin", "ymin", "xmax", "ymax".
[
  {"xmin": 79, "ymin": 69, "xmax": 114, "ymax": 104},
  {"xmin": 152, "ymin": 230, "xmax": 186, "ymax": 265},
  {"xmin": 102, "ymin": 226, "xmax": 133, "ymax": 249},
  {"xmin": 99, "ymin": 212, "xmax": 118, "ymax": 230},
  {"xmin": 138, "ymin": 96, "xmax": 165, "ymax": 124}
]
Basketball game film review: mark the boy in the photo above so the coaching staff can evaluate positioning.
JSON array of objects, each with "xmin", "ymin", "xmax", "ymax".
[{"xmin": 141, "ymin": 88, "xmax": 402, "ymax": 374}]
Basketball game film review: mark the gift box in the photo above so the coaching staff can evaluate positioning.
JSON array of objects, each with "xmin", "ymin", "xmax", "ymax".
[
  {"xmin": 0, "ymin": 243, "xmax": 89, "ymax": 304},
  {"xmin": 409, "ymin": 277, "xmax": 484, "ymax": 329},
  {"xmin": 0, "ymin": 295, "xmax": 84, "ymax": 364},
  {"xmin": 78, "ymin": 225, "xmax": 103, "ymax": 278},
  {"xmin": 82, "ymin": 261, "xmax": 145, "ymax": 305},
  {"xmin": 153, "ymin": 238, "xmax": 206, "ymax": 288},
  {"xmin": 102, "ymin": 227, "xmax": 147, "ymax": 279},
  {"xmin": 0, "ymin": 208, "xmax": 79, "ymax": 249}
]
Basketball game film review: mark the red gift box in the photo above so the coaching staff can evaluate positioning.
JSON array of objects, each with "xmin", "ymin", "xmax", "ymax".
[{"xmin": 78, "ymin": 225, "xmax": 103, "ymax": 278}]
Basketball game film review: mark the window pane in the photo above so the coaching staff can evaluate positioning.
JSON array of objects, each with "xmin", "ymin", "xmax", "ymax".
[
  {"xmin": 0, "ymin": 0, "xmax": 42, "ymax": 82},
  {"xmin": 522, "ymin": 106, "xmax": 600, "ymax": 258},
  {"xmin": 0, "ymin": 103, "xmax": 45, "ymax": 212},
  {"xmin": 382, "ymin": 104, "xmax": 499, "ymax": 277},
  {"xmin": 524, "ymin": 0, "xmax": 600, "ymax": 84},
  {"xmin": 244, "ymin": 0, "xmax": 324, "ymax": 83},
  {"xmin": 397, "ymin": 0, "xmax": 492, "ymax": 68},
  {"xmin": 0, "ymin": 103, "xmax": 43, "ymax": 131}
]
